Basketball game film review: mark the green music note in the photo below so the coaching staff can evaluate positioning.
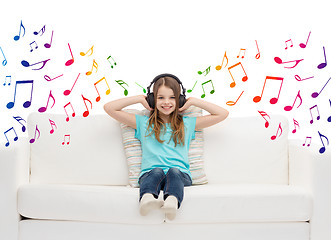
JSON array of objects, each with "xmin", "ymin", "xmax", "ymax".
[
  {"xmin": 187, "ymin": 80, "xmax": 197, "ymax": 93},
  {"xmin": 201, "ymin": 80, "xmax": 215, "ymax": 98},
  {"xmin": 116, "ymin": 80, "xmax": 129, "ymax": 96}
]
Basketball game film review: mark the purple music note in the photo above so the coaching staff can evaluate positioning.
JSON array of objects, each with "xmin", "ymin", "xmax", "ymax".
[
  {"xmin": 4, "ymin": 127, "xmax": 18, "ymax": 147},
  {"xmin": 317, "ymin": 46, "xmax": 327, "ymax": 69},
  {"xmin": 44, "ymin": 30, "xmax": 54, "ymax": 48},
  {"xmin": 311, "ymin": 77, "xmax": 330, "ymax": 98},
  {"xmin": 13, "ymin": 116, "xmax": 26, "ymax": 132},
  {"xmin": 38, "ymin": 90, "xmax": 55, "ymax": 113},
  {"xmin": 6, "ymin": 80, "xmax": 34, "ymax": 109},
  {"xmin": 318, "ymin": 131, "xmax": 329, "ymax": 154},
  {"xmin": 21, "ymin": 59, "xmax": 50, "ymax": 70}
]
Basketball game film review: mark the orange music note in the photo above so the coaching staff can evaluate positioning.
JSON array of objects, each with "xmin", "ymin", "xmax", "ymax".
[
  {"xmin": 271, "ymin": 122, "xmax": 282, "ymax": 140},
  {"xmin": 201, "ymin": 80, "xmax": 215, "ymax": 98},
  {"xmin": 65, "ymin": 43, "xmax": 74, "ymax": 66},
  {"xmin": 80, "ymin": 45, "xmax": 94, "ymax": 56},
  {"xmin": 38, "ymin": 90, "xmax": 55, "ymax": 113},
  {"xmin": 292, "ymin": 119, "xmax": 300, "ymax": 134},
  {"xmin": 258, "ymin": 110, "xmax": 270, "ymax": 128},
  {"xmin": 253, "ymin": 76, "xmax": 284, "ymax": 104},
  {"xmin": 86, "ymin": 59, "xmax": 98, "ymax": 76},
  {"xmin": 215, "ymin": 51, "xmax": 228, "ymax": 71},
  {"xmin": 62, "ymin": 134, "xmax": 71, "ymax": 145},
  {"xmin": 13, "ymin": 20, "xmax": 25, "ymax": 41},
  {"xmin": 285, "ymin": 39, "xmax": 293, "ymax": 50},
  {"xmin": 29, "ymin": 125, "xmax": 40, "ymax": 144},
  {"xmin": 228, "ymin": 62, "xmax": 248, "ymax": 88},
  {"xmin": 226, "ymin": 91, "xmax": 244, "ymax": 106},
  {"xmin": 237, "ymin": 48, "xmax": 246, "ymax": 58},
  {"xmin": 82, "ymin": 95, "xmax": 93, "ymax": 117},
  {"xmin": 303, "ymin": 136, "xmax": 312, "ymax": 147},
  {"xmin": 284, "ymin": 90, "xmax": 302, "ymax": 111},
  {"xmin": 49, "ymin": 119, "xmax": 57, "ymax": 134},
  {"xmin": 255, "ymin": 40, "xmax": 260, "ymax": 59},
  {"xmin": 318, "ymin": 131, "xmax": 329, "ymax": 154},
  {"xmin": 309, "ymin": 105, "xmax": 320, "ymax": 124},
  {"xmin": 4, "ymin": 127, "xmax": 18, "ymax": 147},
  {"xmin": 64, "ymin": 102, "xmax": 75, "ymax": 122},
  {"xmin": 64, "ymin": 73, "xmax": 80, "ymax": 96},
  {"xmin": 94, "ymin": 77, "xmax": 111, "ymax": 102}
]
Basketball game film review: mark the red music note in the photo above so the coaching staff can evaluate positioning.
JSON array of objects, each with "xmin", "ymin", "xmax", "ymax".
[
  {"xmin": 253, "ymin": 76, "xmax": 284, "ymax": 104},
  {"xmin": 274, "ymin": 57, "xmax": 303, "ymax": 68},
  {"xmin": 303, "ymin": 136, "xmax": 312, "ymax": 147},
  {"xmin": 49, "ymin": 119, "xmax": 57, "ymax": 134},
  {"xmin": 309, "ymin": 105, "xmax": 320, "ymax": 124},
  {"xmin": 80, "ymin": 45, "xmax": 94, "ymax": 56},
  {"xmin": 294, "ymin": 75, "xmax": 314, "ymax": 81},
  {"xmin": 226, "ymin": 91, "xmax": 244, "ymax": 106},
  {"xmin": 38, "ymin": 90, "xmax": 55, "ymax": 113},
  {"xmin": 228, "ymin": 62, "xmax": 248, "ymax": 88},
  {"xmin": 255, "ymin": 40, "xmax": 260, "ymax": 59},
  {"xmin": 284, "ymin": 90, "xmax": 302, "ymax": 111},
  {"xmin": 271, "ymin": 123, "xmax": 282, "ymax": 140},
  {"xmin": 64, "ymin": 73, "xmax": 80, "ymax": 96},
  {"xmin": 13, "ymin": 116, "xmax": 26, "ymax": 132},
  {"xmin": 6, "ymin": 80, "xmax": 34, "ymax": 109},
  {"xmin": 94, "ymin": 77, "xmax": 111, "ymax": 102},
  {"xmin": 216, "ymin": 51, "xmax": 228, "ymax": 71},
  {"xmin": 44, "ymin": 74, "xmax": 63, "ymax": 82},
  {"xmin": 13, "ymin": 20, "xmax": 25, "ymax": 41},
  {"xmin": 299, "ymin": 31, "xmax": 311, "ymax": 48},
  {"xmin": 86, "ymin": 59, "xmax": 98, "ymax": 76},
  {"xmin": 258, "ymin": 110, "xmax": 270, "ymax": 128},
  {"xmin": 21, "ymin": 59, "xmax": 50, "ymax": 70},
  {"xmin": 62, "ymin": 134, "xmax": 71, "ymax": 145},
  {"xmin": 311, "ymin": 77, "xmax": 330, "ymax": 98},
  {"xmin": 237, "ymin": 48, "xmax": 246, "ymax": 58},
  {"xmin": 3, "ymin": 127, "xmax": 18, "ymax": 147},
  {"xmin": 82, "ymin": 94, "xmax": 93, "ymax": 117},
  {"xmin": 318, "ymin": 131, "xmax": 329, "ymax": 154},
  {"xmin": 317, "ymin": 46, "xmax": 327, "ymax": 69},
  {"xmin": 64, "ymin": 102, "xmax": 75, "ymax": 122},
  {"xmin": 29, "ymin": 125, "xmax": 40, "ymax": 144},
  {"xmin": 65, "ymin": 43, "xmax": 74, "ymax": 66},
  {"xmin": 44, "ymin": 30, "xmax": 54, "ymax": 48},
  {"xmin": 285, "ymin": 39, "xmax": 293, "ymax": 50},
  {"xmin": 292, "ymin": 119, "xmax": 300, "ymax": 134}
]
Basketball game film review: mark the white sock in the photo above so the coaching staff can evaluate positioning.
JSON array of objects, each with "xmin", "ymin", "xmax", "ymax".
[
  {"xmin": 161, "ymin": 195, "xmax": 178, "ymax": 220},
  {"xmin": 139, "ymin": 193, "xmax": 163, "ymax": 216}
]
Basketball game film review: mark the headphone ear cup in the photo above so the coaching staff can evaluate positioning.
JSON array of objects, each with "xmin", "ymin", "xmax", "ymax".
[
  {"xmin": 179, "ymin": 94, "xmax": 186, "ymax": 108},
  {"xmin": 146, "ymin": 93, "xmax": 155, "ymax": 109}
]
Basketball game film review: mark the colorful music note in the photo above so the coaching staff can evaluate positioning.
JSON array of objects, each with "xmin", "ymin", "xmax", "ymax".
[
  {"xmin": 228, "ymin": 62, "xmax": 248, "ymax": 88},
  {"xmin": 29, "ymin": 125, "xmax": 40, "ymax": 144},
  {"xmin": 237, "ymin": 48, "xmax": 246, "ymax": 58},
  {"xmin": 292, "ymin": 119, "xmax": 300, "ymax": 134},
  {"xmin": 86, "ymin": 59, "xmax": 98, "ymax": 75},
  {"xmin": 294, "ymin": 75, "xmax": 314, "ymax": 81},
  {"xmin": 135, "ymin": 82, "xmax": 147, "ymax": 93},
  {"xmin": 94, "ymin": 77, "xmax": 111, "ymax": 102},
  {"xmin": 299, "ymin": 31, "xmax": 311, "ymax": 48},
  {"xmin": 107, "ymin": 55, "xmax": 117, "ymax": 68},
  {"xmin": 303, "ymin": 136, "xmax": 312, "ymax": 147},
  {"xmin": 201, "ymin": 80, "xmax": 215, "ymax": 98},
  {"xmin": 284, "ymin": 90, "xmax": 302, "ymax": 111},
  {"xmin": 33, "ymin": 25, "xmax": 46, "ymax": 36},
  {"xmin": 21, "ymin": 59, "xmax": 50, "ymax": 70},
  {"xmin": 44, "ymin": 30, "xmax": 54, "ymax": 48},
  {"xmin": 3, "ymin": 75, "xmax": 11, "ymax": 86},
  {"xmin": 274, "ymin": 57, "xmax": 304, "ymax": 68},
  {"xmin": 13, "ymin": 116, "xmax": 26, "ymax": 132},
  {"xmin": 253, "ymin": 76, "xmax": 284, "ymax": 104},
  {"xmin": 258, "ymin": 110, "xmax": 270, "ymax": 128},
  {"xmin": 6, "ymin": 80, "xmax": 34, "ymax": 109},
  {"xmin": 64, "ymin": 73, "xmax": 80, "ymax": 96},
  {"xmin": 226, "ymin": 91, "xmax": 244, "ymax": 106},
  {"xmin": 82, "ymin": 95, "xmax": 93, "ymax": 117},
  {"xmin": 115, "ymin": 80, "xmax": 129, "ymax": 96},
  {"xmin": 318, "ymin": 131, "xmax": 329, "ymax": 154},
  {"xmin": 38, "ymin": 90, "xmax": 55, "ymax": 113},
  {"xmin": 65, "ymin": 43, "xmax": 74, "ymax": 66},
  {"xmin": 62, "ymin": 134, "xmax": 71, "ymax": 145},
  {"xmin": 311, "ymin": 77, "xmax": 330, "ymax": 98},
  {"xmin": 328, "ymin": 99, "xmax": 331, "ymax": 123},
  {"xmin": 285, "ymin": 39, "xmax": 293, "ymax": 50},
  {"xmin": 80, "ymin": 45, "xmax": 94, "ymax": 56},
  {"xmin": 4, "ymin": 127, "xmax": 18, "ymax": 147},
  {"xmin": 44, "ymin": 74, "xmax": 63, "ymax": 82},
  {"xmin": 309, "ymin": 105, "xmax": 320, "ymax": 124},
  {"xmin": 215, "ymin": 51, "xmax": 228, "ymax": 71},
  {"xmin": 49, "ymin": 119, "xmax": 57, "ymax": 134},
  {"xmin": 13, "ymin": 20, "xmax": 25, "ymax": 41},
  {"xmin": 64, "ymin": 102, "xmax": 75, "ymax": 122},
  {"xmin": 255, "ymin": 40, "xmax": 260, "ymax": 59},
  {"xmin": 198, "ymin": 66, "xmax": 211, "ymax": 76},
  {"xmin": 317, "ymin": 46, "xmax": 327, "ymax": 69},
  {"xmin": 187, "ymin": 80, "xmax": 197, "ymax": 93},
  {"xmin": 29, "ymin": 41, "xmax": 38, "ymax": 52},
  {"xmin": 271, "ymin": 123, "xmax": 282, "ymax": 140},
  {"xmin": 0, "ymin": 46, "xmax": 7, "ymax": 66}
]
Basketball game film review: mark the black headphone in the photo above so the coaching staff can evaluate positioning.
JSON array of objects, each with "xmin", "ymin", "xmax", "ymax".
[{"xmin": 146, "ymin": 73, "xmax": 186, "ymax": 109}]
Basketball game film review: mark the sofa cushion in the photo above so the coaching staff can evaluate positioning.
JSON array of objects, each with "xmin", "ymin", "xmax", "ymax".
[{"xmin": 18, "ymin": 184, "xmax": 164, "ymax": 224}]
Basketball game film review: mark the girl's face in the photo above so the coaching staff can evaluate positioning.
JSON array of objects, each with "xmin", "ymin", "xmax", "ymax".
[{"xmin": 156, "ymin": 85, "xmax": 176, "ymax": 122}]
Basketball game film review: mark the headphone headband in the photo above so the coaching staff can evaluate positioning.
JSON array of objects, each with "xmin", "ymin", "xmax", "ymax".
[{"xmin": 147, "ymin": 73, "xmax": 186, "ymax": 97}]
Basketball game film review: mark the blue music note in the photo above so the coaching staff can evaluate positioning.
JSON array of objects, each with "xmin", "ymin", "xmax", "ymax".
[{"xmin": 6, "ymin": 80, "xmax": 34, "ymax": 109}]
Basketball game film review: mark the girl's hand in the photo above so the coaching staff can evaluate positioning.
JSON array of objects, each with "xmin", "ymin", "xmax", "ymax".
[
  {"xmin": 178, "ymin": 97, "xmax": 195, "ymax": 113},
  {"xmin": 140, "ymin": 95, "xmax": 153, "ymax": 111}
]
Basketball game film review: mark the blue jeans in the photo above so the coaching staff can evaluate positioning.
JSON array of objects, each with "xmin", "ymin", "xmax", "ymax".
[{"xmin": 138, "ymin": 167, "xmax": 192, "ymax": 208}]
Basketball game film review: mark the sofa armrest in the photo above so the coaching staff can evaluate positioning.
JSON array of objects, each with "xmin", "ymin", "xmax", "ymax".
[
  {"xmin": 289, "ymin": 139, "xmax": 331, "ymax": 240},
  {"xmin": 0, "ymin": 138, "xmax": 30, "ymax": 240}
]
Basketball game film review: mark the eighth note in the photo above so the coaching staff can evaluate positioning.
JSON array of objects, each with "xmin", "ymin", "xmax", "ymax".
[
  {"xmin": 62, "ymin": 134, "xmax": 71, "ymax": 145},
  {"xmin": 107, "ymin": 55, "xmax": 117, "ymax": 68},
  {"xmin": 237, "ymin": 48, "xmax": 246, "ymax": 58},
  {"xmin": 38, "ymin": 90, "xmax": 55, "ymax": 113},
  {"xmin": 29, "ymin": 41, "xmax": 38, "ymax": 52},
  {"xmin": 4, "ymin": 127, "xmax": 18, "ymax": 147},
  {"xmin": 303, "ymin": 136, "xmax": 312, "ymax": 147},
  {"xmin": 201, "ymin": 80, "xmax": 215, "ymax": 98},
  {"xmin": 13, "ymin": 20, "xmax": 25, "ymax": 41},
  {"xmin": 285, "ymin": 39, "xmax": 293, "ymax": 50},
  {"xmin": 228, "ymin": 62, "xmax": 248, "ymax": 88},
  {"xmin": 6, "ymin": 80, "xmax": 34, "ymax": 109},
  {"xmin": 284, "ymin": 90, "xmax": 302, "ymax": 111},
  {"xmin": 135, "ymin": 82, "xmax": 146, "ymax": 93},
  {"xmin": 215, "ymin": 51, "xmax": 228, "ymax": 71},
  {"xmin": 309, "ymin": 104, "xmax": 320, "ymax": 124},
  {"xmin": 318, "ymin": 131, "xmax": 329, "ymax": 154},
  {"xmin": 29, "ymin": 125, "xmax": 40, "ymax": 144},
  {"xmin": 271, "ymin": 123, "xmax": 282, "ymax": 140}
]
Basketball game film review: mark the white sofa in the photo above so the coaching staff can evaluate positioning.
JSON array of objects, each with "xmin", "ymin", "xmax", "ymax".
[{"xmin": 1, "ymin": 112, "xmax": 331, "ymax": 240}]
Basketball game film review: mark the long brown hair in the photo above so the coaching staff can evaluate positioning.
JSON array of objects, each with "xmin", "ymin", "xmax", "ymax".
[{"xmin": 146, "ymin": 76, "xmax": 185, "ymax": 147}]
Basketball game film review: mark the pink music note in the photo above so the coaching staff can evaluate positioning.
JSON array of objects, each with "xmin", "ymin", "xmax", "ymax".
[
  {"xmin": 94, "ymin": 77, "xmax": 111, "ymax": 102},
  {"xmin": 64, "ymin": 102, "xmax": 75, "ymax": 122},
  {"xmin": 255, "ymin": 40, "xmax": 260, "ymax": 59},
  {"xmin": 284, "ymin": 90, "xmax": 302, "ymax": 111},
  {"xmin": 258, "ymin": 110, "xmax": 270, "ymax": 128},
  {"xmin": 49, "ymin": 119, "xmax": 57, "ymax": 134},
  {"xmin": 65, "ymin": 43, "xmax": 74, "ymax": 66},
  {"xmin": 292, "ymin": 119, "xmax": 300, "ymax": 134},
  {"xmin": 303, "ymin": 136, "xmax": 312, "ymax": 147},
  {"xmin": 80, "ymin": 45, "xmax": 94, "ymax": 56},
  {"xmin": 271, "ymin": 122, "xmax": 282, "ymax": 140},
  {"xmin": 311, "ymin": 77, "xmax": 330, "ymax": 98},
  {"xmin": 226, "ymin": 91, "xmax": 244, "ymax": 106},
  {"xmin": 86, "ymin": 59, "xmax": 98, "ymax": 76},
  {"xmin": 274, "ymin": 57, "xmax": 304, "ymax": 68},
  {"xmin": 13, "ymin": 20, "xmax": 25, "ymax": 41},
  {"xmin": 29, "ymin": 41, "xmax": 38, "ymax": 52},
  {"xmin": 33, "ymin": 25, "xmax": 46, "ymax": 36},
  {"xmin": 295, "ymin": 75, "xmax": 314, "ymax": 81},
  {"xmin": 4, "ymin": 127, "xmax": 18, "ymax": 147},
  {"xmin": 317, "ymin": 46, "xmax": 327, "ymax": 69},
  {"xmin": 21, "ymin": 59, "xmax": 50, "ymax": 70},
  {"xmin": 62, "ymin": 134, "xmax": 71, "ymax": 145},
  {"xmin": 253, "ymin": 76, "xmax": 284, "ymax": 104},
  {"xmin": 29, "ymin": 125, "xmax": 40, "ymax": 144},
  {"xmin": 82, "ymin": 94, "xmax": 93, "ymax": 117},
  {"xmin": 6, "ymin": 80, "xmax": 34, "ymax": 109},
  {"xmin": 44, "ymin": 30, "xmax": 54, "ymax": 48},
  {"xmin": 237, "ymin": 48, "xmax": 246, "ymax": 58},
  {"xmin": 318, "ymin": 131, "xmax": 329, "ymax": 154},
  {"xmin": 299, "ymin": 31, "xmax": 311, "ymax": 48},
  {"xmin": 64, "ymin": 73, "xmax": 80, "ymax": 96},
  {"xmin": 13, "ymin": 116, "xmax": 26, "ymax": 132},
  {"xmin": 285, "ymin": 39, "xmax": 293, "ymax": 50},
  {"xmin": 309, "ymin": 105, "xmax": 320, "ymax": 124},
  {"xmin": 38, "ymin": 90, "xmax": 55, "ymax": 113},
  {"xmin": 216, "ymin": 51, "xmax": 228, "ymax": 71},
  {"xmin": 228, "ymin": 62, "xmax": 248, "ymax": 88},
  {"xmin": 44, "ymin": 74, "xmax": 63, "ymax": 82}
]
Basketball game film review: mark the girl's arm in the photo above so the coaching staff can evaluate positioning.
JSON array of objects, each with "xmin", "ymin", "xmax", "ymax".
[
  {"xmin": 104, "ymin": 95, "xmax": 152, "ymax": 129},
  {"xmin": 179, "ymin": 97, "xmax": 229, "ymax": 130}
]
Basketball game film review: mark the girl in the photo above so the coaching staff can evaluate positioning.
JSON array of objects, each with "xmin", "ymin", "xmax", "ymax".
[{"xmin": 104, "ymin": 74, "xmax": 229, "ymax": 220}]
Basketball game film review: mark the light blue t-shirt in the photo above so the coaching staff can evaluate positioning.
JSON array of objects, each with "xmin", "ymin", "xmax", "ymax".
[{"xmin": 135, "ymin": 115, "xmax": 196, "ymax": 179}]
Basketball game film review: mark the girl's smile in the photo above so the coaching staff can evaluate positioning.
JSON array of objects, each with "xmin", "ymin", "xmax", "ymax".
[{"xmin": 156, "ymin": 85, "xmax": 176, "ymax": 122}]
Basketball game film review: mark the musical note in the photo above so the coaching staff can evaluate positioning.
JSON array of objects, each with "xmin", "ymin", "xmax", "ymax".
[
  {"xmin": 38, "ymin": 90, "xmax": 55, "ymax": 113},
  {"xmin": 0, "ymin": 46, "xmax": 7, "ymax": 66},
  {"xmin": 6, "ymin": 80, "xmax": 34, "ymax": 109},
  {"xmin": 226, "ymin": 91, "xmax": 244, "ymax": 106},
  {"xmin": 64, "ymin": 73, "xmax": 80, "ymax": 96},
  {"xmin": 82, "ymin": 95, "xmax": 93, "ymax": 117},
  {"xmin": 292, "ymin": 119, "xmax": 300, "ymax": 134},
  {"xmin": 318, "ymin": 131, "xmax": 329, "ymax": 154},
  {"xmin": 115, "ymin": 80, "xmax": 129, "ymax": 96},
  {"xmin": 271, "ymin": 123, "xmax": 282, "ymax": 140},
  {"xmin": 198, "ymin": 66, "xmax": 211, "ymax": 76},
  {"xmin": 255, "ymin": 40, "xmax": 260, "ymax": 59},
  {"xmin": 309, "ymin": 105, "xmax": 320, "ymax": 124},
  {"xmin": 303, "ymin": 136, "xmax": 312, "ymax": 147},
  {"xmin": 215, "ymin": 51, "xmax": 228, "ymax": 71},
  {"xmin": 3, "ymin": 75, "xmax": 11, "ymax": 86},
  {"xmin": 4, "ymin": 127, "xmax": 18, "ymax": 147},
  {"xmin": 80, "ymin": 45, "xmax": 94, "ymax": 56},
  {"xmin": 294, "ymin": 75, "xmax": 314, "ymax": 81},
  {"xmin": 13, "ymin": 116, "xmax": 26, "ymax": 132},
  {"xmin": 135, "ymin": 82, "xmax": 147, "ymax": 93},
  {"xmin": 44, "ymin": 30, "xmax": 54, "ymax": 48},
  {"xmin": 253, "ymin": 76, "xmax": 284, "ymax": 104},
  {"xmin": 107, "ymin": 55, "xmax": 117, "ymax": 68},
  {"xmin": 65, "ymin": 43, "xmax": 74, "ymax": 66},
  {"xmin": 44, "ymin": 74, "xmax": 63, "ymax": 82},
  {"xmin": 49, "ymin": 119, "xmax": 57, "ymax": 134},
  {"xmin": 13, "ymin": 20, "xmax": 25, "ymax": 41},
  {"xmin": 285, "ymin": 39, "xmax": 293, "ymax": 50},
  {"xmin": 299, "ymin": 31, "xmax": 311, "ymax": 48},
  {"xmin": 284, "ymin": 90, "xmax": 302, "ymax": 111},
  {"xmin": 86, "ymin": 59, "xmax": 98, "ymax": 75},
  {"xmin": 228, "ymin": 62, "xmax": 248, "ymax": 88},
  {"xmin": 274, "ymin": 57, "xmax": 304, "ymax": 69},
  {"xmin": 94, "ymin": 77, "xmax": 111, "ymax": 102},
  {"xmin": 29, "ymin": 125, "xmax": 40, "ymax": 144},
  {"xmin": 29, "ymin": 41, "xmax": 38, "ymax": 52},
  {"xmin": 328, "ymin": 99, "xmax": 331, "ymax": 123},
  {"xmin": 62, "ymin": 134, "xmax": 71, "ymax": 145},
  {"xmin": 21, "ymin": 59, "xmax": 50, "ymax": 70},
  {"xmin": 311, "ymin": 77, "xmax": 330, "ymax": 98},
  {"xmin": 187, "ymin": 80, "xmax": 197, "ymax": 93},
  {"xmin": 317, "ymin": 46, "xmax": 327, "ymax": 69},
  {"xmin": 64, "ymin": 102, "xmax": 75, "ymax": 122},
  {"xmin": 33, "ymin": 25, "xmax": 46, "ymax": 36},
  {"xmin": 258, "ymin": 110, "xmax": 270, "ymax": 128},
  {"xmin": 237, "ymin": 48, "xmax": 246, "ymax": 58},
  {"xmin": 201, "ymin": 80, "xmax": 215, "ymax": 98}
]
